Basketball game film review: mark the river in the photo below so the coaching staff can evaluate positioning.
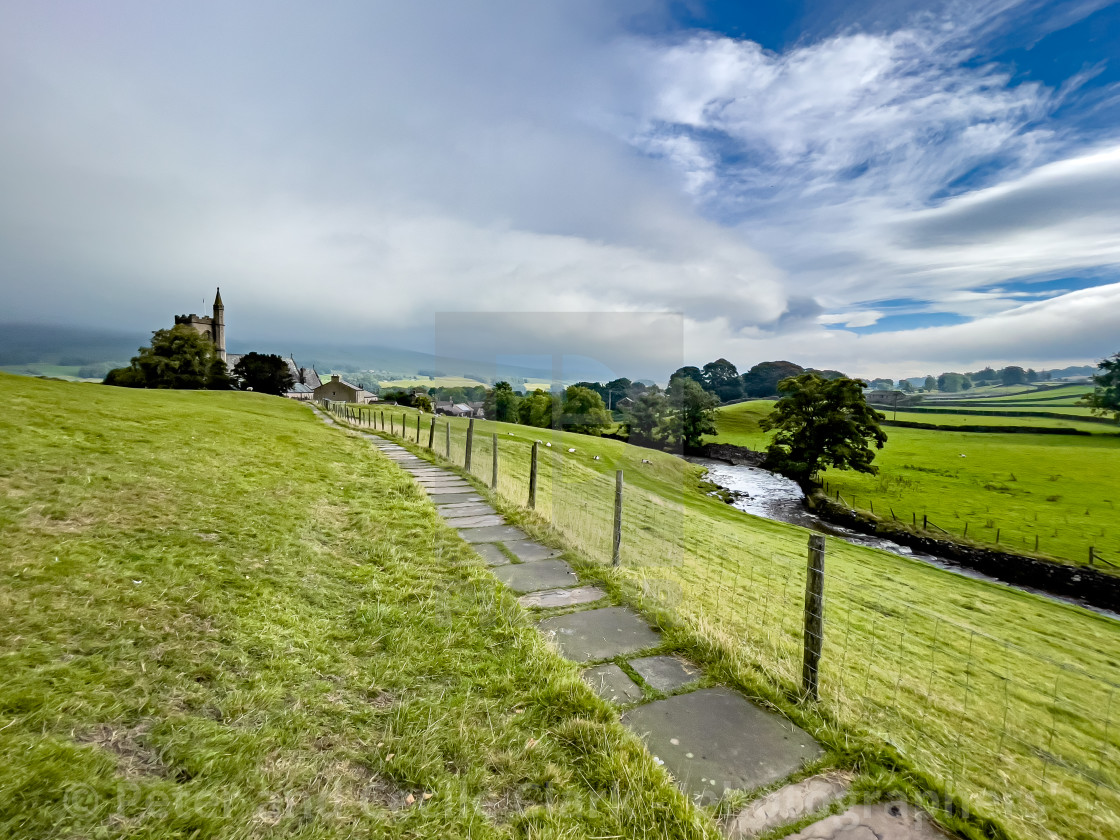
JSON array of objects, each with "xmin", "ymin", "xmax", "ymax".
[{"xmin": 693, "ymin": 458, "xmax": 1118, "ymax": 620}]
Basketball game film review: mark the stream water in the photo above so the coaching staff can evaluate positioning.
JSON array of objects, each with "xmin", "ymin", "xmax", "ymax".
[{"xmin": 693, "ymin": 457, "xmax": 1118, "ymax": 620}]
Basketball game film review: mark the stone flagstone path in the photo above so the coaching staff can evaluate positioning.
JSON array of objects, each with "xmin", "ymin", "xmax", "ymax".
[{"xmin": 317, "ymin": 410, "xmax": 952, "ymax": 840}]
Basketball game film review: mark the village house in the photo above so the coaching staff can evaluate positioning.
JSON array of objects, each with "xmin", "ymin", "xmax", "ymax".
[{"xmin": 313, "ymin": 374, "xmax": 375, "ymax": 404}]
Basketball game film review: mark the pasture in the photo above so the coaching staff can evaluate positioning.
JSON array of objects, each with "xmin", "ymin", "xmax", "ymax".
[
  {"xmin": 348, "ymin": 403, "xmax": 1120, "ymax": 840},
  {"xmin": 710, "ymin": 401, "xmax": 1120, "ymax": 567},
  {"xmin": 0, "ymin": 374, "xmax": 709, "ymax": 840}
]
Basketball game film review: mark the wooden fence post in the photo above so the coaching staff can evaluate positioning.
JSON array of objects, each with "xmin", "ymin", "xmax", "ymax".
[
  {"xmin": 612, "ymin": 470, "xmax": 623, "ymax": 566},
  {"xmin": 922, "ymin": 514, "xmax": 928, "ymax": 530},
  {"xmin": 445, "ymin": 421, "xmax": 450, "ymax": 456},
  {"xmin": 428, "ymin": 416, "xmax": 436, "ymax": 449},
  {"xmin": 1090, "ymin": 546, "xmax": 1095, "ymax": 566},
  {"xmin": 390, "ymin": 415, "xmax": 394, "ymax": 435},
  {"xmin": 802, "ymin": 534, "xmax": 826, "ymax": 701},
  {"xmin": 416, "ymin": 414, "xmax": 421, "ymax": 443},
  {"xmin": 491, "ymin": 434, "xmax": 499, "ymax": 489},
  {"xmin": 529, "ymin": 442, "xmax": 539, "ymax": 509},
  {"xmin": 465, "ymin": 418, "xmax": 475, "ymax": 471},
  {"xmin": 381, "ymin": 410, "xmax": 385, "ymax": 430}
]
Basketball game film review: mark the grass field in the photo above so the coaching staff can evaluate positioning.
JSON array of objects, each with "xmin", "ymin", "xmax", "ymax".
[
  {"xmin": 340, "ymin": 403, "xmax": 1120, "ymax": 840},
  {"xmin": 0, "ymin": 374, "xmax": 718, "ymax": 840},
  {"xmin": 710, "ymin": 401, "xmax": 1120, "ymax": 567},
  {"xmin": 375, "ymin": 375, "xmax": 486, "ymax": 390},
  {"xmin": 883, "ymin": 409, "xmax": 1113, "ymax": 433},
  {"xmin": 962, "ymin": 384, "xmax": 1094, "ymax": 403}
]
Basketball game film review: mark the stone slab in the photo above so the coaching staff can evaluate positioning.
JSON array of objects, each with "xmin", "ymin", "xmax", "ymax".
[
  {"xmin": 629, "ymin": 655, "xmax": 702, "ymax": 693},
  {"xmin": 581, "ymin": 663, "xmax": 644, "ymax": 704},
  {"xmin": 518, "ymin": 585, "xmax": 607, "ymax": 609},
  {"xmin": 492, "ymin": 559, "xmax": 578, "ymax": 593},
  {"xmin": 537, "ymin": 607, "xmax": 661, "ymax": 663},
  {"xmin": 435, "ymin": 502, "xmax": 496, "ymax": 517},
  {"xmin": 418, "ymin": 483, "xmax": 474, "ymax": 492},
  {"xmin": 503, "ymin": 540, "xmax": 562, "ymax": 562},
  {"xmin": 429, "ymin": 493, "xmax": 484, "ymax": 505},
  {"xmin": 725, "ymin": 773, "xmax": 852, "ymax": 839},
  {"xmin": 472, "ymin": 543, "xmax": 511, "ymax": 566},
  {"xmin": 458, "ymin": 525, "xmax": 530, "ymax": 544},
  {"xmin": 785, "ymin": 801, "xmax": 950, "ymax": 839},
  {"xmin": 414, "ymin": 477, "xmax": 471, "ymax": 486},
  {"xmin": 442, "ymin": 514, "xmax": 507, "ymax": 528},
  {"xmin": 622, "ymin": 688, "xmax": 823, "ymax": 804}
]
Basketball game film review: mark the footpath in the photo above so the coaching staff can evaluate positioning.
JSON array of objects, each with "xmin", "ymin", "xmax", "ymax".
[{"xmin": 321, "ymin": 409, "xmax": 953, "ymax": 839}]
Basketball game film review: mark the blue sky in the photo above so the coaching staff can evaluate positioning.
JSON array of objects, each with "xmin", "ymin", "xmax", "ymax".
[{"xmin": 1, "ymin": 1, "xmax": 1118, "ymax": 378}]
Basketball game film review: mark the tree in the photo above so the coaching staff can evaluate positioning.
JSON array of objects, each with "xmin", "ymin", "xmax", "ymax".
[
  {"xmin": 622, "ymin": 388, "xmax": 671, "ymax": 447},
  {"xmin": 104, "ymin": 324, "xmax": 217, "ymax": 389},
  {"xmin": 518, "ymin": 389, "xmax": 557, "ymax": 428},
  {"xmin": 759, "ymin": 374, "xmax": 887, "ymax": 490},
  {"xmin": 669, "ymin": 366, "xmax": 706, "ymax": 388},
  {"xmin": 484, "ymin": 381, "xmax": 521, "ymax": 423},
  {"xmin": 741, "ymin": 361, "xmax": 805, "ymax": 398},
  {"xmin": 1082, "ymin": 351, "xmax": 1120, "ymax": 423},
  {"xmin": 206, "ymin": 357, "xmax": 232, "ymax": 390},
  {"xmin": 604, "ymin": 377, "xmax": 633, "ymax": 409},
  {"xmin": 1000, "ymin": 365, "xmax": 1029, "ymax": 386},
  {"xmin": 923, "ymin": 376, "xmax": 936, "ymax": 391},
  {"xmin": 231, "ymin": 352, "xmax": 294, "ymax": 396},
  {"xmin": 937, "ymin": 372, "xmax": 970, "ymax": 392},
  {"xmin": 702, "ymin": 358, "xmax": 743, "ymax": 401},
  {"xmin": 868, "ymin": 378, "xmax": 894, "ymax": 391},
  {"xmin": 898, "ymin": 380, "xmax": 914, "ymax": 393},
  {"xmin": 562, "ymin": 386, "xmax": 612, "ymax": 435},
  {"xmin": 668, "ymin": 377, "xmax": 719, "ymax": 451}
]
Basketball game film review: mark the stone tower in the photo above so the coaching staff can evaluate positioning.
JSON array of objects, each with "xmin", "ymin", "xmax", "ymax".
[{"xmin": 212, "ymin": 287, "xmax": 226, "ymax": 362}]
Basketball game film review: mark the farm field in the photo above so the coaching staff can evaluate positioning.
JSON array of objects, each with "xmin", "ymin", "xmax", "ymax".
[
  {"xmin": 901, "ymin": 404, "xmax": 1100, "ymax": 417},
  {"xmin": 375, "ymin": 375, "xmax": 486, "ymax": 389},
  {"xmin": 962, "ymin": 384, "xmax": 1094, "ymax": 403},
  {"xmin": 0, "ymin": 374, "xmax": 709, "ymax": 840},
  {"xmin": 340, "ymin": 402, "xmax": 1120, "ymax": 840},
  {"xmin": 710, "ymin": 401, "xmax": 1120, "ymax": 567},
  {"xmin": 0, "ymin": 364, "xmax": 96, "ymax": 381},
  {"xmin": 884, "ymin": 409, "xmax": 1112, "ymax": 433}
]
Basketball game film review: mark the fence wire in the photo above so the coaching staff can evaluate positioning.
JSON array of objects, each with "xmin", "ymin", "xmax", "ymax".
[{"xmin": 330, "ymin": 404, "xmax": 1120, "ymax": 840}]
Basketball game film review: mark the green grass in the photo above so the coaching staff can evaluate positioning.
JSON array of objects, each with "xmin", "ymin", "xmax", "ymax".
[
  {"xmin": 902, "ymin": 404, "xmax": 1101, "ymax": 417},
  {"xmin": 711, "ymin": 401, "xmax": 1120, "ymax": 567},
  {"xmin": 376, "ymin": 376, "xmax": 485, "ymax": 389},
  {"xmin": 953, "ymin": 384, "xmax": 1094, "ymax": 403},
  {"xmin": 884, "ymin": 409, "xmax": 1113, "ymax": 433},
  {"xmin": 0, "ymin": 374, "xmax": 716, "ymax": 840},
  {"xmin": 340, "ymin": 404, "xmax": 1120, "ymax": 840}
]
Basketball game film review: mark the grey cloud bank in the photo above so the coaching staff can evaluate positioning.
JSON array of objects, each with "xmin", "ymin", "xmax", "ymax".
[{"xmin": 1, "ymin": 0, "xmax": 1117, "ymax": 378}]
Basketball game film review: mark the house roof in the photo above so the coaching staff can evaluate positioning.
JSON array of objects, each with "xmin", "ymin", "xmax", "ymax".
[{"xmin": 287, "ymin": 383, "xmax": 313, "ymax": 393}]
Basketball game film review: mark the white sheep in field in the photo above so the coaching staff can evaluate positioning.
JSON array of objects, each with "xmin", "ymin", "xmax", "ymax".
[
  {"xmin": 545, "ymin": 442, "xmax": 552, "ymax": 447},
  {"xmin": 567, "ymin": 448, "xmax": 576, "ymax": 453},
  {"xmin": 593, "ymin": 455, "xmax": 600, "ymax": 461},
  {"xmin": 641, "ymin": 459, "xmax": 651, "ymax": 464}
]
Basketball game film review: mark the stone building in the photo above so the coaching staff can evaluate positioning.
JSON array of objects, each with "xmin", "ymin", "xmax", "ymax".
[
  {"xmin": 313, "ymin": 374, "xmax": 373, "ymax": 403},
  {"xmin": 175, "ymin": 288, "xmax": 226, "ymax": 362}
]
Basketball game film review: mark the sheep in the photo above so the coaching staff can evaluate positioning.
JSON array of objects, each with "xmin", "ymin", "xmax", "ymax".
[
  {"xmin": 641, "ymin": 459, "xmax": 651, "ymax": 464},
  {"xmin": 567, "ymin": 448, "xmax": 576, "ymax": 453},
  {"xmin": 592, "ymin": 455, "xmax": 600, "ymax": 461}
]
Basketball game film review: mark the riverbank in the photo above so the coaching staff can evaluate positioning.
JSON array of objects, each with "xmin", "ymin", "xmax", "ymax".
[{"xmin": 698, "ymin": 443, "xmax": 1120, "ymax": 614}]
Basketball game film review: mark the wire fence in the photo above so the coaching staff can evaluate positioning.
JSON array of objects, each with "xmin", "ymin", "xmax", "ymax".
[{"xmin": 326, "ymin": 403, "xmax": 1120, "ymax": 840}]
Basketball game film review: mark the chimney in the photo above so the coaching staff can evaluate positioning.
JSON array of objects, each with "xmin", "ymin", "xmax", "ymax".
[{"xmin": 331, "ymin": 375, "xmax": 340, "ymax": 382}]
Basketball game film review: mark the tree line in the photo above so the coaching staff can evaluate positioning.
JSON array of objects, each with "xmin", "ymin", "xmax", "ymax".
[{"xmin": 103, "ymin": 325, "xmax": 294, "ymax": 394}]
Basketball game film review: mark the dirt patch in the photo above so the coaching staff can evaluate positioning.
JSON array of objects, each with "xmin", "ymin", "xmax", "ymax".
[{"xmin": 76, "ymin": 723, "xmax": 167, "ymax": 779}]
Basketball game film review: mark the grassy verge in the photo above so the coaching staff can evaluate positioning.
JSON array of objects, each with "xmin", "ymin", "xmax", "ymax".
[
  {"xmin": 348, "ymin": 406, "xmax": 1120, "ymax": 840},
  {"xmin": 0, "ymin": 373, "xmax": 715, "ymax": 840},
  {"xmin": 711, "ymin": 401, "xmax": 1120, "ymax": 567}
]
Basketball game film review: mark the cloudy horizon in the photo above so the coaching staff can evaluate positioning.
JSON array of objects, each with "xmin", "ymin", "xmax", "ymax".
[{"xmin": 2, "ymin": 0, "xmax": 1119, "ymax": 379}]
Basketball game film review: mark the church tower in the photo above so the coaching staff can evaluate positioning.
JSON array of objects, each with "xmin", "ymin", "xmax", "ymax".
[{"xmin": 212, "ymin": 287, "xmax": 226, "ymax": 362}]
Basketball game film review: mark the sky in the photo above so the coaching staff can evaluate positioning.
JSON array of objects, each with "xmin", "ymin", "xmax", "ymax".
[{"xmin": 1, "ymin": 0, "xmax": 1119, "ymax": 379}]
